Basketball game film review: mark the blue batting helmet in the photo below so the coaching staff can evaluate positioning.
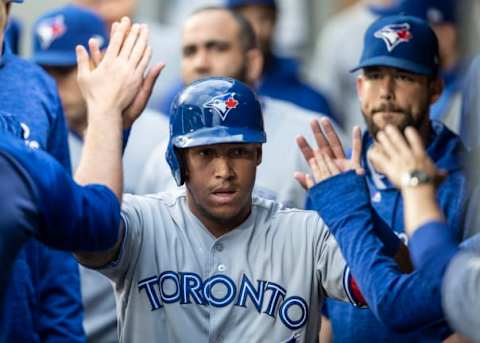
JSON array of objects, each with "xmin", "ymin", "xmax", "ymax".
[{"xmin": 166, "ymin": 76, "xmax": 266, "ymax": 186}]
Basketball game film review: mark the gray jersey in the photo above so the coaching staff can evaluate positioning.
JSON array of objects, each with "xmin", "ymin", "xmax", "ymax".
[
  {"xmin": 97, "ymin": 191, "xmax": 352, "ymax": 343},
  {"xmin": 138, "ymin": 96, "xmax": 347, "ymax": 208}
]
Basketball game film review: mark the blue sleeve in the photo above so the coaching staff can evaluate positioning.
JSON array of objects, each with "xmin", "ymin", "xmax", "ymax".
[
  {"xmin": 309, "ymin": 171, "xmax": 445, "ymax": 331},
  {"xmin": 31, "ymin": 151, "xmax": 121, "ymax": 251},
  {"xmin": 3, "ymin": 141, "xmax": 121, "ymax": 252},
  {"xmin": 45, "ymin": 91, "xmax": 72, "ymax": 174},
  {"xmin": 31, "ymin": 242, "xmax": 85, "ymax": 342},
  {"xmin": 409, "ymin": 221, "xmax": 458, "ymax": 272}
]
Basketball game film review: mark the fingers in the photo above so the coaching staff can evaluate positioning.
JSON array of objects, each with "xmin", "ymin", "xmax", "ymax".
[
  {"xmin": 88, "ymin": 38, "xmax": 103, "ymax": 67},
  {"xmin": 104, "ymin": 17, "xmax": 131, "ymax": 62},
  {"xmin": 320, "ymin": 117, "xmax": 345, "ymax": 159},
  {"xmin": 404, "ymin": 127, "xmax": 425, "ymax": 158},
  {"xmin": 376, "ymin": 131, "xmax": 396, "ymax": 158},
  {"xmin": 311, "ymin": 119, "xmax": 333, "ymax": 158},
  {"xmin": 76, "ymin": 45, "xmax": 90, "ymax": 78},
  {"xmin": 130, "ymin": 25, "xmax": 150, "ymax": 67},
  {"xmin": 367, "ymin": 145, "xmax": 390, "ymax": 175},
  {"xmin": 296, "ymin": 135, "xmax": 315, "ymax": 162},
  {"xmin": 136, "ymin": 46, "xmax": 152, "ymax": 75},
  {"xmin": 120, "ymin": 23, "xmax": 141, "ymax": 60},
  {"xmin": 351, "ymin": 126, "xmax": 363, "ymax": 171},
  {"xmin": 294, "ymin": 172, "xmax": 315, "ymax": 190}
]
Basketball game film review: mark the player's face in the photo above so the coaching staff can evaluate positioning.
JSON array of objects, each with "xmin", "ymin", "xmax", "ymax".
[
  {"xmin": 184, "ymin": 143, "xmax": 261, "ymax": 236},
  {"xmin": 44, "ymin": 66, "xmax": 87, "ymax": 131},
  {"xmin": 236, "ymin": 5, "xmax": 276, "ymax": 56},
  {"xmin": 356, "ymin": 66, "xmax": 442, "ymax": 138},
  {"xmin": 181, "ymin": 10, "xmax": 249, "ymax": 85}
]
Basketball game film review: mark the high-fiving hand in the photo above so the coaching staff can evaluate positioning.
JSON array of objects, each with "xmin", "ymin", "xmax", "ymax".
[
  {"xmin": 76, "ymin": 17, "xmax": 164, "ymax": 127},
  {"xmin": 367, "ymin": 125, "xmax": 446, "ymax": 190},
  {"xmin": 295, "ymin": 117, "xmax": 364, "ymax": 189}
]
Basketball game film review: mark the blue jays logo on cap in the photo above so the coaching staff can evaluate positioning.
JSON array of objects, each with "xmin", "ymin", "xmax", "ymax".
[
  {"xmin": 374, "ymin": 23, "xmax": 413, "ymax": 52},
  {"xmin": 37, "ymin": 15, "xmax": 67, "ymax": 49},
  {"xmin": 204, "ymin": 93, "xmax": 239, "ymax": 121}
]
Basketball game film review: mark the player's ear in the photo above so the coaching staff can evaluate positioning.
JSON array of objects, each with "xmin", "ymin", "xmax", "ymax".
[
  {"xmin": 256, "ymin": 145, "xmax": 262, "ymax": 166},
  {"xmin": 245, "ymin": 48, "xmax": 263, "ymax": 85},
  {"xmin": 356, "ymin": 75, "xmax": 365, "ymax": 101},
  {"xmin": 428, "ymin": 76, "xmax": 443, "ymax": 105}
]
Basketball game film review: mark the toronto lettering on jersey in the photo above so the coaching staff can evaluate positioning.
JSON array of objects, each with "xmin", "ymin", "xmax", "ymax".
[{"xmin": 138, "ymin": 272, "xmax": 309, "ymax": 330}]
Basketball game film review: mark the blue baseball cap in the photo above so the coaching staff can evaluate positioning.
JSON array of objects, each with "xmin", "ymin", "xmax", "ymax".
[
  {"xmin": 351, "ymin": 15, "xmax": 440, "ymax": 76},
  {"xmin": 225, "ymin": 0, "xmax": 276, "ymax": 9},
  {"xmin": 32, "ymin": 4, "xmax": 108, "ymax": 67},
  {"xmin": 8, "ymin": 1, "xmax": 24, "ymax": 3},
  {"xmin": 370, "ymin": 0, "xmax": 456, "ymax": 24}
]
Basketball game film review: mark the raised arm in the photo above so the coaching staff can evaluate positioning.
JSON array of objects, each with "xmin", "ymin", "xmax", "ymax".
[
  {"xmin": 296, "ymin": 120, "xmax": 446, "ymax": 331},
  {"xmin": 73, "ymin": 17, "xmax": 162, "ymax": 267}
]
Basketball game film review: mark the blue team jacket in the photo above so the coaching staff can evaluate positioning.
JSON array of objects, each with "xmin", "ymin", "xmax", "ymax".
[
  {"xmin": 0, "ymin": 134, "xmax": 120, "ymax": 342},
  {"xmin": 322, "ymin": 121, "xmax": 467, "ymax": 342},
  {"xmin": 0, "ymin": 44, "xmax": 85, "ymax": 342}
]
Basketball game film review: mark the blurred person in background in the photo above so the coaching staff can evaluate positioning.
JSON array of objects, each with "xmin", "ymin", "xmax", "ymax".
[
  {"xmin": 225, "ymin": 0, "xmax": 335, "ymax": 118},
  {"xmin": 373, "ymin": 0, "xmax": 467, "ymax": 138},
  {"xmin": 309, "ymin": 0, "xmax": 396, "ymax": 134}
]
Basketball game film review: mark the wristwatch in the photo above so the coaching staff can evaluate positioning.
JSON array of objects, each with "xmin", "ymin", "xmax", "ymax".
[{"xmin": 401, "ymin": 170, "xmax": 433, "ymax": 187}]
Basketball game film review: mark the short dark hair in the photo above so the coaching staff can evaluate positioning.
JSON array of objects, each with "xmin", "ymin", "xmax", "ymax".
[{"xmin": 190, "ymin": 6, "xmax": 257, "ymax": 51}]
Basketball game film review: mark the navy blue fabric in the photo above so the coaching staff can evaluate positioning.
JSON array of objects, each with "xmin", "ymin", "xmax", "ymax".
[
  {"xmin": 310, "ymin": 172, "xmax": 452, "ymax": 341},
  {"xmin": 409, "ymin": 221, "xmax": 458, "ymax": 271},
  {"xmin": 4, "ymin": 18, "xmax": 22, "ymax": 55},
  {"xmin": 307, "ymin": 121, "xmax": 466, "ymax": 342},
  {"xmin": 0, "ymin": 135, "xmax": 120, "ymax": 343},
  {"xmin": 0, "ymin": 44, "xmax": 85, "ymax": 342},
  {"xmin": 0, "ymin": 153, "xmax": 37, "ymax": 323}
]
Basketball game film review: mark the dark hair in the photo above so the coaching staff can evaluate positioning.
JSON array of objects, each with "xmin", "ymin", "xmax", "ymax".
[{"xmin": 190, "ymin": 6, "xmax": 258, "ymax": 51}]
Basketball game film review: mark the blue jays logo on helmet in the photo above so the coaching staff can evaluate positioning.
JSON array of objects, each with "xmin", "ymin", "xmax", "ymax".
[
  {"xmin": 204, "ymin": 93, "xmax": 239, "ymax": 121},
  {"xmin": 37, "ymin": 15, "xmax": 67, "ymax": 49},
  {"xmin": 374, "ymin": 23, "xmax": 413, "ymax": 52}
]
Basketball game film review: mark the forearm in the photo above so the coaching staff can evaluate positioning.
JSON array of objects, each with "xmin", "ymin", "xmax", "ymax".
[
  {"xmin": 310, "ymin": 172, "xmax": 445, "ymax": 331},
  {"xmin": 402, "ymin": 185, "xmax": 445, "ymax": 237},
  {"xmin": 74, "ymin": 109, "xmax": 123, "ymax": 200}
]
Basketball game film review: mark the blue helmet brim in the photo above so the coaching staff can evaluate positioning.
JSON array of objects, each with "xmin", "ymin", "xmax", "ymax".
[{"xmin": 172, "ymin": 126, "xmax": 267, "ymax": 148}]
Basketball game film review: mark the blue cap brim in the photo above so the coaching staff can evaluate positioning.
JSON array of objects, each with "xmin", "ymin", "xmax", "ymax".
[
  {"xmin": 173, "ymin": 126, "xmax": 266, "ymax": 148},
  {"xmin": 32, "ymin": 51, "xmax": 77, "ymax": 67},
  {"xmin": 350, "ymin": 56, "xmax": 435, "ymax": 76}
]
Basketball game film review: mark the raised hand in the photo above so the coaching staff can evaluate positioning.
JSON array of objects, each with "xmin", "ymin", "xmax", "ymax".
[
  {"xmin": 295, "ymin": 117, "xmax": 364, "ymax": 189},
  {"xmin": 86, "ymin": 26, "xmax": 164, "ymax": 128},
  {"xmin": 367, "ymin": 125, "xmax": 445, "ymax": 190},
  {"xmin": 76, "ymin": 17, "xmax": 161, "ymax": 124}
]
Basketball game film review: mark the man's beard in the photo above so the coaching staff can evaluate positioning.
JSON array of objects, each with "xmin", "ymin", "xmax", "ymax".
[{"xmin": 363, "ymin": 101, "xmax": 429, "ymax": 139}]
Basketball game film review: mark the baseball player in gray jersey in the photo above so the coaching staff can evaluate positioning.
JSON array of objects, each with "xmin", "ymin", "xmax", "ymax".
[{"xmin": 77, "ymin": 75, "xmax": 366, "ymax": 343}]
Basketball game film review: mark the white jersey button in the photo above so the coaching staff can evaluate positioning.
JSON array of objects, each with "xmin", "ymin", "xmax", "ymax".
[
  {"xmin": 214, "ymin": 243, "xmax": 224, "ymax": 252},
  {"xmin": 218, "ymin": 264, "xmax": 226, "ymax": 272}
]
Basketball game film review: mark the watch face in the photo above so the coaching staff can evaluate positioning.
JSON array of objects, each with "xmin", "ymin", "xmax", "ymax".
[{"xmin": 402, "ymin": 170, "xmax": 433, "ymax": 187}]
